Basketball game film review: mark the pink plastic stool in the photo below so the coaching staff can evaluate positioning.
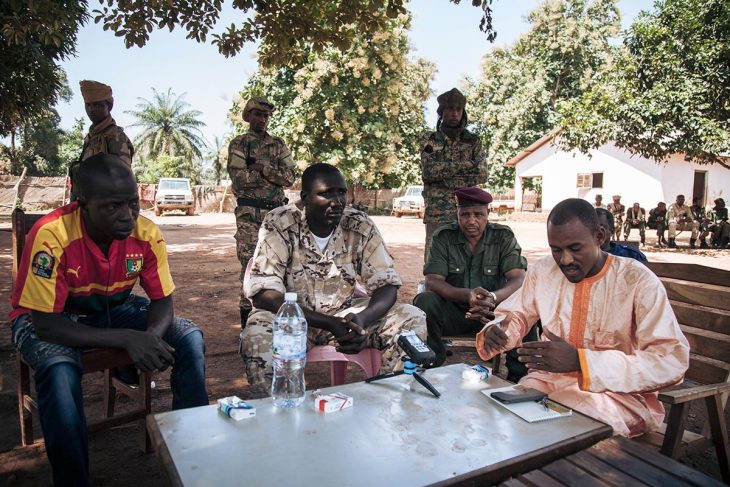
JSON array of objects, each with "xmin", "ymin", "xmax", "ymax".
[{"xmin": 307, "ymin": 346, "xmax": 381, "ymax": 386}]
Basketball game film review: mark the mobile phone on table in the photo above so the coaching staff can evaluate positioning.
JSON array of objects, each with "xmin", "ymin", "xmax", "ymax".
[{"xmin": 492, "ymin": 387, "xmax": 547, "ymax": 404}]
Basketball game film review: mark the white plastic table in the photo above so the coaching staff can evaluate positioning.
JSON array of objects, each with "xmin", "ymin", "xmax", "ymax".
[{"xmin": 147, "ymin": 363, "xmax": 612, "ymax": 486}]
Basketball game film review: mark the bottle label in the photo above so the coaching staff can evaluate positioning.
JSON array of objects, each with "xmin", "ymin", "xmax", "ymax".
[{"xmin": 272, "ymin": 332, "xmax": 307, "ymax": 360}]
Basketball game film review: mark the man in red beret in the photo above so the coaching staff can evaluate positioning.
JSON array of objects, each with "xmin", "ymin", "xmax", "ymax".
[{"xmin": 414, "ymin": 186, "xmax": 527, "ymax": 366}]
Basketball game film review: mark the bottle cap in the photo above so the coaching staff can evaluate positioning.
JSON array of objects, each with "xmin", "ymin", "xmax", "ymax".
[{"xmin": 284, "ymin": 292, "xmax": 297, "ymax": 302}]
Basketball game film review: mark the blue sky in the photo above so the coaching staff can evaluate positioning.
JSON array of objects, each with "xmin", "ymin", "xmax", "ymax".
[{"xmin": 55, "ymin": 0, "xmax": 654, "ymax": 147}]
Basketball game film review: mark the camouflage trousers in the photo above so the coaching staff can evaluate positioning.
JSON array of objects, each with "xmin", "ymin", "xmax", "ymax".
[
  {"xmin": 668, "ymin": 220, "xmax": 699, "ymax": 239},
  {"xmin": 239, "ymin": 298, "xmax": 428, "ymax": 388},
  {"xmin": 235, "ymin": 205, "xmax": 268, "ymax": 311}
]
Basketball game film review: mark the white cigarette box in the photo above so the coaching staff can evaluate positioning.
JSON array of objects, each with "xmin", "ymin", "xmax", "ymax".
[
  {"xmin": 314, "ymin": 393, "xmax": 353, "ymax": 413},
  {"xmin": 217, "ymin": 396, "xmax": 256, "ymax": 420}
]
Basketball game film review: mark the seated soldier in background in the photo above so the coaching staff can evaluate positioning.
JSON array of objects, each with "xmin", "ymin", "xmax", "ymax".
[
  {"xmin": 240, "ymin": 163, "xmax": 427, "ymax": 391},
  {"xmin": 667, "ymin": 194, "xmax": 699, "ymax": 248},
  {"xmin": 477, "ymin": 198, "xmax": 689, "ymax": 437},
  {"xmin": 10, "ymin": 155, "xmax": 208, "ymax": 486},
  {"xmin": 413, "ymin": 187, "xmax": 527, "ymax": 368},
  {"xmin": 596, "ymin": 208, "xmax": 647, "ymax": 262},
  {"xmin": 648, "ymin": 202, "xmax": 668, "ymax": 247},
  {"xmin": 623, "ymin": 202, "xmax": 646, "ymax": 246},
  {"xmin": 593, "ymin": 194, "xmax": 607, "ymax": 210},
  {"xmin": 606, "ymin": 195, "xmax": 625, "ymax": 241},
  {"xmin": 708, "ymin": 198, "xmax": 730, "ymax": 249}
]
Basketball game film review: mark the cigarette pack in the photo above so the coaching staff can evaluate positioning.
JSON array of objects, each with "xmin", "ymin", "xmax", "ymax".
[
  {"xmin": 314, "ymin": 392, "xmax": 353, "ymax": 413},
  {"xmin": 217, "ymin": 396, "xmax": 256, "ymax": 420},
  {"xmin": 462, "ymin": 364, "xmax": 490, "ymax": 383}
]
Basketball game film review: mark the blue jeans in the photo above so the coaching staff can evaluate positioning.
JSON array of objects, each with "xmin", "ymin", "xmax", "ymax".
[{"xmin": 12, "ymin": 295, "xmax": 208, "ymax": 487}]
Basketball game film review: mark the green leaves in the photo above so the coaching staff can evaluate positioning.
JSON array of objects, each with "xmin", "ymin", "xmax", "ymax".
[
  {"xmin": 559, "ymin": 0, "xmax": 730, "ymax": 167},
  {"xmin": 231, "ymin": 14, "xmax": 434, "ymax": 188}
]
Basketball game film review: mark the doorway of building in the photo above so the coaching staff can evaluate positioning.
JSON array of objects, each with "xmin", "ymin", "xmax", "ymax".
[{"xmin": 692, "ymin": 171, "xmax": 707, "ymax": 206}]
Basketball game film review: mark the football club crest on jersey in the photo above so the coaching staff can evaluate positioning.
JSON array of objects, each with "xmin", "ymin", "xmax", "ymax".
[
  {"xmin": 32, "ymin": 251, "xmax": 55, "ymax": 279},
  {"xmin": 125, "ymin": 256, "xmax": 143, "ymax": 277}
]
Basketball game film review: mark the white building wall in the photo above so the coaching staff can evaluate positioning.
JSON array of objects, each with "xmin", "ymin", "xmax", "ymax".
[{"xmin": 513, "ymin": 140, "xmax": 730, "ymax": 212}]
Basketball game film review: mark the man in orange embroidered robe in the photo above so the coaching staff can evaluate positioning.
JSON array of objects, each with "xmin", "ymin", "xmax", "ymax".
[{"xmin": 477, "ymin": 198, "xmax": 689, "ymax": 437}]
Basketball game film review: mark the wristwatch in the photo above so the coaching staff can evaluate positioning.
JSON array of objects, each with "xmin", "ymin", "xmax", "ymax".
[{"xmin": 487, "ymin": 290, "xmax": 498, "ymax": 304}]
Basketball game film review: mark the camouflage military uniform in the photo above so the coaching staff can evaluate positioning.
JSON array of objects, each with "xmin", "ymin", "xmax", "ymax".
[
  {"xmin": 606, "ymin": 201, "xmax": 626, "ymax": 241},
  {"xmin": 79, "ymin": 116, "xmax": 134, "ymax": 166},
  {"xmin": 420, "ymin": 129, "xmax": 487, "ymax": 255},
  {"xmin": 240, "ymin": 204, "xmax": 427, "ymax": 387},
  {"xmin": 227, "ymin": 131, "xmax": 295, "ymax": 316}
]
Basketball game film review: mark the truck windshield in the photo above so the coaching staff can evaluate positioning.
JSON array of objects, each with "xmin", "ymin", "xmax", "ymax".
[
  {"xmin": 159, "ymin": 180, "xmax": 190, "ymax": 191},
  {"xmin": 406, "ymin": 187, "xmax": 422, "ymax": 197}
]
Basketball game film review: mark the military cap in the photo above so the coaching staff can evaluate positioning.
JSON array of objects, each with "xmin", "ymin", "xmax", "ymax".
[
  {"xmin": 80, "ymin": 80, "xmax": 113, "ymax": 104},
  {"xmin": 243, "ymin": 96, "xmax": 275, "ymax": 122},
  {"xmin": 455, "ymin": 187, "xmax": 493, "ymax": 206},
  {"xmin": 612, "ymin": 195, "xmax": 621, "ymax": 199},
  {"xmin": 436, "ymin": 88, "xmax": 466, "ymax": 116}
]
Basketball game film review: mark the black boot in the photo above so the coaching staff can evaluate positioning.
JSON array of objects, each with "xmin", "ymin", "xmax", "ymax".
[
  {"xmin": 668, "ymin": 238, "xmax": 678, "ymax": 248},
  {"xmin": 690, "ymin": 238, "xmax": 696, "ymax": 249},
  {"xmin": 700, "ymin": 239, "xmax": 709, "ymax": 249}
]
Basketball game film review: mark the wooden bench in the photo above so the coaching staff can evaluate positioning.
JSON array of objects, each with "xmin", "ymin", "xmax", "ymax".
[
  {"xmin": 639, "ymin": 262, "xmax": 730, "ymax": 483},
  {"xmin": 499, "ymin": 436, "xmax": 724, "ymax": 486}
]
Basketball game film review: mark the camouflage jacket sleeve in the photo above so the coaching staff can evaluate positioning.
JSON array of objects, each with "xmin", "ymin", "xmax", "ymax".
[
  {"xmin": 260, "ymin": 138, "xmax": 295, "ymax": 188},
  {"xmin": 471, "ymin": 137, "xmax": 488, "ymax": 185},
  {"xmin": 245, "ymin": 212, "xmax": 290, "ymax": 298},
  {"xmin": 354, "ymin": 218, "xmax": 403, "ymax": 292}
]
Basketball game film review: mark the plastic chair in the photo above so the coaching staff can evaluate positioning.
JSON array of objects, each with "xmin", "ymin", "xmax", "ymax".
[{"xmin": 307, "ymin": 346, "xmax": 382, "ymax": 386}]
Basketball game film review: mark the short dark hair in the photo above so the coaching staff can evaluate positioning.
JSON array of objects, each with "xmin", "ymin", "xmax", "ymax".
[
  {"xmin": 548, "ymin": 198, "xmax": 600, "ymax": 234},
  {"xmin": 75, "ymin": 154, "xmax": 134, "ymax": 201},
  {"xmin": 301, "ymin": 163, "xmax": 343, "ymax": 192},
  {"xmin": 595, "ymin": 208, "xmax": 614, "ymax": 233}
]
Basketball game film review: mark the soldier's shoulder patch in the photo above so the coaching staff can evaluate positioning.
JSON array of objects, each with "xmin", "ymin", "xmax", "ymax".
[
  {"xmin": 31, "ymin": 251, "xmax": 55, "ymax": 279},
  {"xmin": 432, "ymin": 223, "xmax": 459, "ymax": 239},
  {"xmin": 488, "ymin": 222, "xmax": 516, "ymax": 235}
]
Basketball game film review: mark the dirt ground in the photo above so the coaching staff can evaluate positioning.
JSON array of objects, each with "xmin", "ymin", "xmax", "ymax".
[{"xmin": 0, "ymin": 212, "xmax": 727, "ymax": 485}]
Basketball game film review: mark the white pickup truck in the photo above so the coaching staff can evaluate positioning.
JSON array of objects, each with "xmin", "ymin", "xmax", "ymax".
[
  {"xmin": 154, "ymin": 178, "xmax": 195, "ymax": 216},
  {"xmin": 392, "ymin": 185, "xmax": 425, "ymax": 219}
]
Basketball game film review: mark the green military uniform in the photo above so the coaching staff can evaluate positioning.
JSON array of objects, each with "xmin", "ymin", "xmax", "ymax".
[
  {"xmin": 708, "ymin": 201, "xmax": 729, "ymax": 248},
  {"xmin": 228, "ymin": 99, "xmax": 295, "ymax": 321},
  {"xmin": 623, "ymin": 206, "xmax": 646, "ymax": 245},
  {"xmin": 240, "ymin": 204, "xmax": 427, "ymax": 388},
  {"xmin": 413, "ymin": 221, "xmax": 526, "ymax": 366},
  {"xmin": 420, "ymin": 88, "xmax": 488, "ymax": 259}
]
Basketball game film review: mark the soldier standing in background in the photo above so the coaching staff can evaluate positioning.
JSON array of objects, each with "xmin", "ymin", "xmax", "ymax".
[
  {"xmin": 227, "ymin": 96, "xmax": 295, "ymax": 328},
  {"xmin": 420, "ymin": 88, "xmax": 488, "ymax": 260},
  {"xmin": 606, "ymin": 195, "xmax": 625, "ymax": 241},
  {"xmin": 69, "ymin": 80, "xmax": 134, "ymax": 200}
]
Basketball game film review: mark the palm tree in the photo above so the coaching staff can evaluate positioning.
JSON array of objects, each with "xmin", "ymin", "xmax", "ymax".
[
  {"xmin": 126, "ymin": 88, "xmax": 207, "ymax": 160},
  {"xmin": 207, "ymin": 135, "xmax": 226, "ymax": 184}
]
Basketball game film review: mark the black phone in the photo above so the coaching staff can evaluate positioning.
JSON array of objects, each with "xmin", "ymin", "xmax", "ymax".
[{"xmin": 492, "ymin": 387, "xmax": 547, "ymax": 404}]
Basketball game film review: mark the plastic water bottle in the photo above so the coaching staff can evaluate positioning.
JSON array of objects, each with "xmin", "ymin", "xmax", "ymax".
[{"xmin": 271, "ymin": 292, "xmax": 308, "ymax": 408}]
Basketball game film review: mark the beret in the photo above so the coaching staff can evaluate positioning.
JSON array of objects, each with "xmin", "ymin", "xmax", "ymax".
[
  {"xmin": 455, "ymin": 186, "xmax": 493, "ymax": 206},
  {"xmin": 243, "ymin": 96, "xmax": 275, "ymax": 122},
  {"xmin": 80, "ymin": 80, "xmax": 113, "ymax": 104}
]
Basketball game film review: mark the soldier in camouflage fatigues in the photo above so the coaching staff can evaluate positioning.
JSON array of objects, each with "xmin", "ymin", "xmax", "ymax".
[
  {"xmin": 227, "ymin": 96, "xmax": 295, "ymax": 327},
  {"xmin": 420, "ymin": 88, "xmax": 488, "ymax": 260},
  {"xmin": 69, "ymin": 80, "xmax": 134, "ymax": 199},
  {"xmin": 240, "ymin": 164, "xmax": 427, "ymax": 389}
]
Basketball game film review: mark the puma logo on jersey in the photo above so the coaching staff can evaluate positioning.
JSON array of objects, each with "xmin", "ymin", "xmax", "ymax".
[{"xmin": 66, "ymin": 265, "xmax": 82, "ymax": 278}]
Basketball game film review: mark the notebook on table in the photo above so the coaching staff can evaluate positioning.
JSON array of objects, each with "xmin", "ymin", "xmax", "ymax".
[{"xmin": 482, "ymin": 385, "xmax": 572, "ymax": 423}]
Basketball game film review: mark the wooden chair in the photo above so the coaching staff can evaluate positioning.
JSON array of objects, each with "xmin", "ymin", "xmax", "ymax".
[
  {"xmin": 638, "ymin": 262, "xmax": 730, "ymax": 483},
  {"xmin": 12, "ymin": 208, "xmax": 152, "ymax": 452}
]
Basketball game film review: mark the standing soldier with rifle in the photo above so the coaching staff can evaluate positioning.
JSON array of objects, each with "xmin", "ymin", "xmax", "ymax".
[{"xmin": 227, "ymin": 96, "xmax": 295, "ymax": 329}]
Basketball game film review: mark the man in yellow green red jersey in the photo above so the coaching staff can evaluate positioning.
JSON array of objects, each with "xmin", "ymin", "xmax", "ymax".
[{"xmin": 10, "ymin": 154, "xmax": 208, "ymax": 486}]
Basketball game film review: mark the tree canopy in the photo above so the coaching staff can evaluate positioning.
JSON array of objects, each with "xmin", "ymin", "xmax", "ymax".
[
  {"xmin": 0, "ymin": 1, "xmax": 87, "ymax": 137},
  {"xmin": 232, "ymin": 13, "xmax": 435, "ymax": 188},
  {"xmin": 558, "ymin": 0, "xmax": 730, "ymax": 168},
  {"xmin": 464, "ymin": 0, "xmax": 620, "ymax": 190}
]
